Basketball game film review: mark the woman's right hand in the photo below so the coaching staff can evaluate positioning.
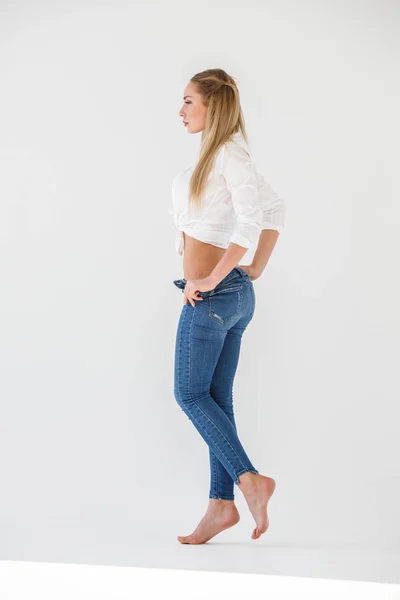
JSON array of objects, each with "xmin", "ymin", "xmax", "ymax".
[{"xmin": 237, "ymin": 264, "xmax": 260, "ymax": 281}]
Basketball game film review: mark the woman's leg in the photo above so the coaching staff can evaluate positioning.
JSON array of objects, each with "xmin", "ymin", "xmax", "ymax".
[
  {"xmin": 173, "ymin": 297, "xmax": 258, "ymax": 488},
  {"xmin": 208, "ymin": 325, "xmax": 249, "ymax": 500},
  {"xmin": 173, "ymin": 273, "xmax": 275, "ymax": 542}
]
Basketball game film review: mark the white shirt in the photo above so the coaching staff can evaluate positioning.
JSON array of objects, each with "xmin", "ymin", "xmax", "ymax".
[{"xmin": 169, "ymin": 131, "xmax": 285, "ymax": 256}]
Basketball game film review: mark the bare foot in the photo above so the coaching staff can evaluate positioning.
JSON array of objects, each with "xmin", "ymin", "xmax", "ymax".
[
  {"xmin": 238, "ymin": 473, "xmax": 276, "ymax": 539},
  {"xmin": 177, "ymin": 499, "xmax": 240, "ymax": 544}
]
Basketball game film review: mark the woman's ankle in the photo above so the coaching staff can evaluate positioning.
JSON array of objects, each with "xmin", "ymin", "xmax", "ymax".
[
  {"xmin": 209, "ymin": 497, "xmax": 234, "ymax": 504},
  {"xmin": 237, "ymin": 471, "xmax": 259, "ymax": 489}
]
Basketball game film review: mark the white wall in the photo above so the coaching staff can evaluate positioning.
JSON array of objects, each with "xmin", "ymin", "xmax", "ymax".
[{"xmin": 0, "ymin": 0, "xmax": 399, "ymax": 580}]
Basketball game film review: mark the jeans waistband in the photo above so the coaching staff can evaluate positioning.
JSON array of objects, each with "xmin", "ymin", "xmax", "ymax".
[{"xmin": 173, "ymin": 266, "xmax": 249, "ymax": 292}]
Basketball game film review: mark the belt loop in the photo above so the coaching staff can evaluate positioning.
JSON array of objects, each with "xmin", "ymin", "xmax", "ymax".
[
  {"xmin": 235, "ymin": 267, "xmax": 244, "ymax": 278},
  {"xmin": 235, "ymin": 266, "xmax": 248, "ymax": 279}
]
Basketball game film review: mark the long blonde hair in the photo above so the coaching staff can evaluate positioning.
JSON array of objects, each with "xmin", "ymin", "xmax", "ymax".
[{"xmin": 188, "ymin": 68, "xmax": 249, "ymax": 214}]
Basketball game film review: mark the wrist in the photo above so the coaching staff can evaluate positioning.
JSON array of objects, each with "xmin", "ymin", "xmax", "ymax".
[
  {"xmin": 208, "ymin": 273, "xmax": 221, "ymax": 286},
  {"xmin": 250, "ymin": 263, "xmax": 262, "ymax": 279}
]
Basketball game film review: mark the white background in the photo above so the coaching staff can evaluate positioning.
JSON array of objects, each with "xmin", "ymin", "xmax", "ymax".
[{"xmin": 0, "ymin": 0, "xmax": 399, "ymax": 585}]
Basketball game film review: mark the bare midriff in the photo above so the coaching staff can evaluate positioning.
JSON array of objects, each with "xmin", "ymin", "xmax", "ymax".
[{"xmin": 182, "ymin": 232, "xmax": 237, "ymax": 281}]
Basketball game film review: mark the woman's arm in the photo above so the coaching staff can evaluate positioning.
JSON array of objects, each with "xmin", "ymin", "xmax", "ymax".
[
  {"xmin": 209, "ymin": 142, "xmax": 263, "ymax": 285},
  {"xmin": 209, "ymin": 242, "xmax": 249, "ymax": 285},
  {"xmin": 250, "ymin": 229, "xmax": 280, "ymax": 279}
]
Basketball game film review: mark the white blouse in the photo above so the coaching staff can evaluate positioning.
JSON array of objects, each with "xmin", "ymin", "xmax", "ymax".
[{"xmin": 169, "ymin": 131, "xmax": 285, "ymax": 256}]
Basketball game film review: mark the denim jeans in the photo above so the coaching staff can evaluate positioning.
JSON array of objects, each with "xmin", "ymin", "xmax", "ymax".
[{"xmin": 173, "ymin": 266, "xmax": 259, "ymax": 500}]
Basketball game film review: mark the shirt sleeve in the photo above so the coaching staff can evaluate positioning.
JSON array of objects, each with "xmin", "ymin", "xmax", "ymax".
[
  {"xmin": 258, "ymin": 174, "xmax": 286, "ymax": 232},
  {"xmin": 222, "ymin": 142, "xmax": 262, "ymax": 249}
]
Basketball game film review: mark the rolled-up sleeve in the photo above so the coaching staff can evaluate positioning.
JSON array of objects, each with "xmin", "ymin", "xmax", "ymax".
[
  {"xmin": 222, "ymin": 143, "xmax": 262, "ymax": 249},
  {"xmin": 258, "ymin": 175, "xmax": 286, "ymax": 232}
]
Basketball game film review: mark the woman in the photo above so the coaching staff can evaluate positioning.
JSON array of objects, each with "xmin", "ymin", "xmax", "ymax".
[{"xmin": 171, "ymin": 69, "xmax": 285, "ymax": 544}]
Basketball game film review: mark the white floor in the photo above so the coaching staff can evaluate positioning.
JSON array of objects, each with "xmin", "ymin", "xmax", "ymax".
[
  {"xmin": 0, "ymin": 521, "xmax": 399, "ymax": 589},
  {"xmin": 0, "ymin": 558, "xmax": 399, "ymax": 600}
]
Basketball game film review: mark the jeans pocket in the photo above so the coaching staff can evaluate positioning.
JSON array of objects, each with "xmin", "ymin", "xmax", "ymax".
[{"xmin": 209, "ymin": 284, "xmax": 243, "ymax": 324}]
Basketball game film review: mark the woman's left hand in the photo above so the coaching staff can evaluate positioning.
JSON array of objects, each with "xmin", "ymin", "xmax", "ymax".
[{"xmin": 183, "ymin": 275, "xmax": 219, "ymax": 307}]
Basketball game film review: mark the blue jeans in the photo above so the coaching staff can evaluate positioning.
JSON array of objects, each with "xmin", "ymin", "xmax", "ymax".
[{"xmin": 173, "ymin": 266, "xmax": 259, "ymax": 501}]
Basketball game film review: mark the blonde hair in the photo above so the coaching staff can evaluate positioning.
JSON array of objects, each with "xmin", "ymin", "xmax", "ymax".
[{"xmin": 188, "ymin": 68, "xmax": 249, "ymax": 214}]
